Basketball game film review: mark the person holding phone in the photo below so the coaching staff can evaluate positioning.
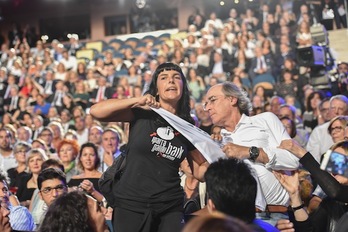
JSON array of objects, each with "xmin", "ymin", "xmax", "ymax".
[
  {"xmin": 278, "ymin": 139, "xmax": 348, "ymax": 232},
  {"xmin": 309, "ymin": 115, "xmax": 348, "ymax": 212}
]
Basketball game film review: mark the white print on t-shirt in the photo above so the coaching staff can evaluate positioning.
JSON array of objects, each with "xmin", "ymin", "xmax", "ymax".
[{"xmin": 150, "ymin": 126, "xmax": 184, "ymax": 161}]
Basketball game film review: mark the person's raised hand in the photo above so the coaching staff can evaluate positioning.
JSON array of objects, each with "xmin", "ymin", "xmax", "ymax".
[
  {"xmin": 273, "ymin": 170, "xmax": 299, "ymax": 196},
  {"xmin": 278, "ymin": 139, "xmax": 307, "ymax": 158}
]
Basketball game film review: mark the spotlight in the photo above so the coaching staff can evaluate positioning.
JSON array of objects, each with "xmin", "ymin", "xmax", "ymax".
[{"xmin": 220, "ymin": 1, "xmax": 225, "ymax": 6}]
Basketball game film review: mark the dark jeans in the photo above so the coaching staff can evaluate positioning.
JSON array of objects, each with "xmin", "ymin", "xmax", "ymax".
[{"xmin": 113, "ymin": 207, "xmax": 184, "ymax": 232}]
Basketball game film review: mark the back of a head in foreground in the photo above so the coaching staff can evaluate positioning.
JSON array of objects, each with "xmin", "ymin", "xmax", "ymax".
[
  {"xmin": 182, "ymin": 213, "xmax": 253, "ymax": 232},
  {"xmin": 38, "ymin": 191, "xmax": 93, "ymax": 232},
  {"xmin": 204, "ymin": 158, "xmax": 257, "ymax": 224}
]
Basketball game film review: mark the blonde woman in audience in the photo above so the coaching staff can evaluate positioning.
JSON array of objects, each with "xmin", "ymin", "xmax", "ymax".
[
  {"xmin": 296, "ymin": 21, "xmax": 312, "ymax": 48},
  {"xmin": 85, "ymin": 68, "xmax": 98, "ymax": 92},
  {"xmin": 16, "ymin": 148, "xmax": 48, "ymax": 207},
  {"xmin": 48, "ymin": 121, "xmax": 64, "ymax": 151},
  {"xmin": 54, "ymin": 62, "xmax": 68, "ymax": 81},
  {"xmin": 73, "ymin": 80, "xmax": 89, "ymax": 108}
]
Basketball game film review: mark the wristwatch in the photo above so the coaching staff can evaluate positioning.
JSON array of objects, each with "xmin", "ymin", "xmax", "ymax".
[{"xmin": 249, "ymin": 146, "xmax": 259, "ymax": 161}]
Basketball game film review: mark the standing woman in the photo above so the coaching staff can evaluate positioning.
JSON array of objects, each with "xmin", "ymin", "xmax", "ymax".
[{"xmin": 90, "ymin": 62, "xmax": 208, "ymax": 232}]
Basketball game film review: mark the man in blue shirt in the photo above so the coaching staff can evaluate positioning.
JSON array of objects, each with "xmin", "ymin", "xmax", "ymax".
[{"xmin": 0, "ymin": 172, "xmax": 36, "ymax": 231}]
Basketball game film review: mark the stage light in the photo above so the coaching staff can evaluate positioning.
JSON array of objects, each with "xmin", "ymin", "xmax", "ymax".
[{"xmin": 220, "ymin": 1, "xmax": 225, "ymax": 6}]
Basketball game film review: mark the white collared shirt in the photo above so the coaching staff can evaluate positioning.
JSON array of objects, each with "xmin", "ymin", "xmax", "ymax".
[
  {"xmin": 306, "ymin": 122, "xmax": 333, "ymax": 163},
  {"xmin": 221, "ymin": 112, "xmax": 299, "ymax": 207}
]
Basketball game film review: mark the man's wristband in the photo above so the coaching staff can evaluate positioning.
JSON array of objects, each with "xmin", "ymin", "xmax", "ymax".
[{"xmin": 291, "ymin": 203, "xmax": 305, "ymax": 212}]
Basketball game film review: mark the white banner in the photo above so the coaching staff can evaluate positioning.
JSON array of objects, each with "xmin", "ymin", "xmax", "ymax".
[{"xmin": 151, "ymin": 107, "xmax": 226, "ymax": 163}]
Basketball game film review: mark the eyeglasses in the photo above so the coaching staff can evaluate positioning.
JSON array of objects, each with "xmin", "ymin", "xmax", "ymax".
[
  {"xmin": 329, "ymin": 126, "xmax": 344, "ymax": 133},
  {"xmin": 203, "ymin": 95, "xmax": 227, "ymax": 111},
  {"xmin": 40, "ymin": 184, "xmax": 67, "ymax": 195}
]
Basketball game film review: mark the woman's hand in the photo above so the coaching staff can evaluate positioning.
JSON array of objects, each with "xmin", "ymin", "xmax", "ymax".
[
  {"xmin": 79, "ymin": 180, "xmax": 95, "ymax": 194},
  {"xmin": 135, "ymin": 94, "xmax": 161, "ymax": 110},
  {"xmin": 273, "ymin": 170, "xmax": 299, "ymax": 196},
  {"xmin": 278, "ymin": 139, "xmax": 307, "ymax": 158}
]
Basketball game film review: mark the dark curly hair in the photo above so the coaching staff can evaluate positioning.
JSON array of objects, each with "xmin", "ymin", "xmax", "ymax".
[
  {"xmin": 38, "ymin": 191, "xmax": 93, "ymax": 232},
  {"xmin": 145, "ymin": 62, "xmax": 194, "ymax": 125}
]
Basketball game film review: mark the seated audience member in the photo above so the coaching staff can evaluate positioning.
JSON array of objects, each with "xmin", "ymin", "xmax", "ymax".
[
  {"xmin": 0, "ymin": 171, "xmax": 36, "ymax": 231},
  {"xmin": 29, "ymin": 159, "xmax": 65, "ymax": 226},
  {"xmin": 194, "ymin": 103, "xmax": 213, "ymax": 134},
  {"xmin": 56, "ymin": 139, "xmax": 80, "ymax": 182},
  {"xmin": 204, "ymin": 158, "xmax": 278, "ymax": 231},
  {"xmin": 16, "ymin": 149, "xmax": 48, "ymax": 208},
  {"xmin": 0, "ymin": 198, "xmax": 11, "ymax": 232},
  {"xmin": 38, "ymin": 191, "xmax": 108, "ymax": 232},
  {"xmin": 183, "ymin": 212, "xmax": 253, "ymax": 232},
  {"xmin": 31, "ymin": 138, "xmax": 52, "ymax": 159},
  {"xmin": 307, "ymin": 94, "xmax": 348, "ymax": 163},
  {"xmin": 280, "ymin": 117, "xmax": 297, "ymax": 139},
  {"xmin": 38, "ymin": 168, "xmax": 67, "ymax": 208},
  {"xmin": 100, "ymin": 127, "xmax": 121, "ymax": 172},
  {"xmin": 0, "ymin": 128, "xmax": 17, "ymax": 173},
  {"xmin": 279, "ymin": 104, "xmax": 309, "ymax": 147},
  {"xmin": 38, "ymin": 127, "xmax": 56, "ymax": 155},
  {"xmin": 7, "ymin": 141, "xmax": 31, "ymax": 190},
  {"xmin": 68, "ymin": 143, "xmax": 104, "ymax": 202}
]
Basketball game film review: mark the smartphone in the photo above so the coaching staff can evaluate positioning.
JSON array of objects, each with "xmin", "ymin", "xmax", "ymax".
[{"xmin": 320, "ymin": 150, "xmax": 348, "ymax": 176}]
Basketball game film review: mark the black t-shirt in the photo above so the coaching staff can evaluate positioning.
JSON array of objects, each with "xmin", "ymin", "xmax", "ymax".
[{"xmin": 115, "ymin": 109, "xmax": 195, "ymax": 204}]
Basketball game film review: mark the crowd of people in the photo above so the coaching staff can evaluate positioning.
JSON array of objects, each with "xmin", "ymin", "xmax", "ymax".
[{"xmin": 1, "ymin": 0, "xmax": 348, "ymax": 231}]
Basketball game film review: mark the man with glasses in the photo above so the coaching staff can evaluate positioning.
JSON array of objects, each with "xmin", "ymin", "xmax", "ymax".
[
  {"xmin": 204, "ymin": 82, "xmax": 299, "ymax": 226},
  {"xmin": 38, "ymin": 168, "xmax": 67, "ymax": 208},
  {"xmin": 0, "ymin": 172, "xmax": 36, "ymax": 231},
  {"xmin": 307, "ymin": 94, "xmax": 348, "ymax": 162}
]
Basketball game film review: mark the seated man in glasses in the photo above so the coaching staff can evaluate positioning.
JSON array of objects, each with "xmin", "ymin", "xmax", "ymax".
[
  {"xmin": 38, "ymin": 168, "xmax": 67, "ymax": 208},
  {"xmin": 36, "ymin": 167, "xmax": 67, "ymax": 227},
  {"xmin": 0, "ymin": 171, "xmax": 36, "ymax": 231}
]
